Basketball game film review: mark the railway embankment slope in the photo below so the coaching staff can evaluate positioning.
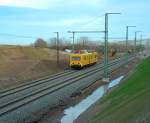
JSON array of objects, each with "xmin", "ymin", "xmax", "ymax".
[
  {"xmin": 90, "ymin": 56, "xmax": 150, "ymax": 123},
  {"xmin": 0, "ymin": 45, "xmax": 69, "ymax": 89}
]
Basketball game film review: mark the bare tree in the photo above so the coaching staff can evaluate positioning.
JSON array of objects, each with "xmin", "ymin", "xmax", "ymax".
[
  {"xmin": 49, "ymin": 37, "xmax": 71, "ymax": 50},
  {"xmin": 34, "ymin": 38, "xmax": 48, "ymax": 48},
  {"xmin": 49, "ymin": 37, "xmax": 57, "ymax": 49}
]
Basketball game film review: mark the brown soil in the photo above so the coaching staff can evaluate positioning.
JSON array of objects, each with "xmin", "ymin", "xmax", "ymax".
[{"xmin": 0, "ymin": 45, "xmax": 69, "ymax": 90}]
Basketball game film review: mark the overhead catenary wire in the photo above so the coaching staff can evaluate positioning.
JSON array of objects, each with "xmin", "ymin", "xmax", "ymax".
[
  {"xmin": 79, "ymin": 15, "xmax": 105, "ymax": 28},
  {"xmin": 0, "ymin": 33, "xmax": 38, "ymax": 39}
]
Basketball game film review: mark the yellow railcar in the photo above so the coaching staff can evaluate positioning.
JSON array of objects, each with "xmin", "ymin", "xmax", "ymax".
[{"xmin": 70, "ymin": 51, "xmax": 98, "ymax": 68}]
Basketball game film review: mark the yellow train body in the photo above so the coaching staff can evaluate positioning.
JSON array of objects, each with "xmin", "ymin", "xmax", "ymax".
[{"xmin": 70, "ymin": 52, "xmax": 98, "ymax": 68}]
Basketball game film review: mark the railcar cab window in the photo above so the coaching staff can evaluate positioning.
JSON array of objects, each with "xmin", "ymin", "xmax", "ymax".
[{"xmin": 72, "ymin": 57, "xmax": 81, "ymax": 61}]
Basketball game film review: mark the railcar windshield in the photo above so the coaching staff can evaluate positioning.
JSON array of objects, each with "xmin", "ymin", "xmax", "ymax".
[{"xmin": 72, "ymin": 57, "xmax": 81, "ymax": 61}]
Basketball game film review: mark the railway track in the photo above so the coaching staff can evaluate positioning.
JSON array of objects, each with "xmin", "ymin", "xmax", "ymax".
[
  {"xmin": 0, "ymin": 69, "xmax": 73, "ymax": 94},
  {"xmin": 0, "ymin": 58, "xmax": 120, "ymax": 108},
  {"xmin": 0, "ymin": 56, "xmax": 134, "ymax": 123},
  {"xmin": 0, "ymin": 60, "xmax": 105, "ymax": 95},
  {"xmin": 0, "ymin": 58, "xmax": 121, "ymax": 106},
  {"xmin": 0, "ymin": 59, "xmax": 120, "ymax": 96}
]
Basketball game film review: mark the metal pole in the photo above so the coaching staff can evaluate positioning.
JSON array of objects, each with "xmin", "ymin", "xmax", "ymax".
[
  {"xmin": 104, "ymin": 13, "xmax": 121, "ymax": 79},
  {"xmin": 134, "ymin": 31, "xmax": 142, "ymax": 54},
  {"xmin": 104, "ymin": 13, "xmax": 108, "ymax": 78},
  {"xmin": 82, "ymin": 38, "xmax": 85, "ymax": 50},
  {"xmin": 140, "ymin": 34, "xmax": 142, "ymax": 52},
  {"xmin": 134, "ymin": 32, "xmax": 137, "ymax": 54},
  {"xmin": 125, "ymin": 26, "xmax": 129, "ymax": 63},
  {"xmin": 54, "ymin": 32, "xmax": 59, "ymax": 65},
  {"xmin": 125, "ymin": 26, "xmax": 136, "ymax": 63},
  {"xmin": 126, "ymin": 26, "xmax": 129, "ymax": 52},
  {"xmin": 73, "ymin": 32, "xmax": 75, "ymax": 52}
]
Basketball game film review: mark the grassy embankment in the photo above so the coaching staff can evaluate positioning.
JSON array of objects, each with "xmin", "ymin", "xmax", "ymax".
[
  {"xmin": 91, "ymin": 57, "xmax": 150, "ymax": 123},
  {"xmin": 0, "ymin": 45, "xmax": 69, "ymax": 89}
]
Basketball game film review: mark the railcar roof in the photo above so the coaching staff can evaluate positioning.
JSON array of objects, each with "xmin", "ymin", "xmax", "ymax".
[{"xmin": 70, "ymin": 52, "xmax": 96, "ymax": 56}]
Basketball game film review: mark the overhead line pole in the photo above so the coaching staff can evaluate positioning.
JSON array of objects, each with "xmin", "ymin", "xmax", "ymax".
[
  {"xmin": 54, "ymin": 32, "xmax": 59, "ymax": 65},
  {"xmin": 140, "ymin": 34, "xmax": 146, "ymax": 53},
  {"xmin": 68, "ymin": 31, "xmax": 75, "ymax": 52},
  {"xmin": 140, "ymin": 34, "xmax": 143, "ymax": 52},
  {"xmin": 134, "ymin": 31, "xmax": 142, "ymax": 55},
  {"xmin": 103, "ymin": 13, "xmax": 121, "ymax": 81},
  {"xmin": 125, "ymin": 26, "xmax": 136, "ymax": 63},
  {"xmin": 73, "ymin": 32, "xmax": 75, "ymax": 51},
  {"xmin": 104, "ymin": 13, "xmax": 108, "ymax": 80},
  {"xmin": 134, "ymin": 32, "xmax": 137, "ymax": 54}
]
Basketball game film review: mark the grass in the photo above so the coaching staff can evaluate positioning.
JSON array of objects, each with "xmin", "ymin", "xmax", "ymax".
[
  {"xmin": 0, "ymin": 45, "xmax": 69, "ymax": 63},
  {"xmin": 91, "ymin": 56, "xmax": 150, "ymax": 123},
  {"xmin": 0, "ymin": 45, "xmax": 70, "ymax": 89}
]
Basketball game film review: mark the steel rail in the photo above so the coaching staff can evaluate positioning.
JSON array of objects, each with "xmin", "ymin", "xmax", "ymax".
[
  {"xmin": 0, "ymin": 58, "xmax": 118, "ymax": 98},
  {"xmin": 0, "ymin": 59, "xmax": 117, "ymax": 105},
  {"xmin": 0, "ymin": 57, "xmax": 133, "ymax": 117},
  {"xmin": 0, "ymin": 70, "xmax": 72, "ymax": 94},
  {"xmin": 1, "ymin": 57, "xmax": 122, "ymax": 95},
  {"xmin": 0, "ymin": 61, "xmax": 104, "ymax": 98},
  {"xmin": 0, "ymin": 56, "xmax": 129, "ymax": 103},
  {"xmin": 0, "ymin": 60, "xmax": 117, "ymax": 109},
  {"xmin": 0, "ymin": 60, "xmax": 105, "ymax": 95},
  {"xmin": 0, "ymin": 70, "xmax": 75, "ymax": 98},
  {"xmin": 0, "ymin": 54, "xmax": 133, "ymax": 95}
]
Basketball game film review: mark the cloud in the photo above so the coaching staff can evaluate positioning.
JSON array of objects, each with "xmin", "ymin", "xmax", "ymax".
[
  {"xmin": 67, "ymin": 0, "xmax": 106, "ymax": 8},
  {"xmin": 0, "ymin": 0, "xmax": 50, "ymax": 9},
  {"xmin": 0, "ymin": 0, "xmax": 106, "ymax": 9}
]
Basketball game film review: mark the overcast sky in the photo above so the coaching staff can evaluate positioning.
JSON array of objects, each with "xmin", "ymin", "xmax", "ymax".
[{"xmin": 0, "ymin": 0, "xmax": 149, "ymax": 45}]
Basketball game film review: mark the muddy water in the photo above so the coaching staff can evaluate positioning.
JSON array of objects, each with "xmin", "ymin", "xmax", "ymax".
[{"xmin": 61, "ymin": 76, "xmax": 124, "ymax": 123}]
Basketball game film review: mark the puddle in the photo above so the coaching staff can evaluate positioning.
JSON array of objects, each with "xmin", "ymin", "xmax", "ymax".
[
  {"xmin": 61, "ymin": 76, "xmax": 124, "ymax": 123},
  {"xmin": 108, "ymin": 76, "xmax": 124, "ymax": 88}
]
